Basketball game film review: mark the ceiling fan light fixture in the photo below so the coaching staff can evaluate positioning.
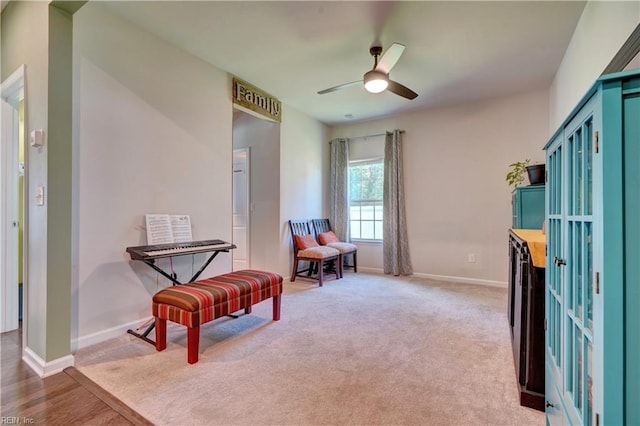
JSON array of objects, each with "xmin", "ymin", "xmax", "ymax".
[{"xmin": 364, "ymin": 70, "xmax": 388, "ymax": 93}]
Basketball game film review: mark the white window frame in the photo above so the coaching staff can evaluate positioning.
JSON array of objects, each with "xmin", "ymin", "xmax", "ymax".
[{"xmin": 348, "ymin": 158, "xmax": 383, "ymax": 242}]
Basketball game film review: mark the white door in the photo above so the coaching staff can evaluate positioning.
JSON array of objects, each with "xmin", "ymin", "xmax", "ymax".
[
  {"xmin": 0, "ymin": 93, "xmax": 20, "ymax": 332},
  {"xmin": 232, "ymin": 148, "xmax": 250, "ymax": 271}
]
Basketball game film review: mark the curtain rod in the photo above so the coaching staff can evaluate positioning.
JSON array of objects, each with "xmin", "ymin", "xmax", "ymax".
[
  {"xmin": 348, "ymin": 132, "xmax": 386, "ymax": 141},
  {"xmin": 329, "ymin": 130, "xmax": 405, "ymax": 143}
]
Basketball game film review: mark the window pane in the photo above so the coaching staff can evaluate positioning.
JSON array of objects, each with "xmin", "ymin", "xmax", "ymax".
[
  {"xmin": 375, "ymin": 204, "xmax": 383, "ymax": 220},
  {"xmin": 361, "ymin": 204, "xmax": 374, "ymax": 220},
  {"xmin": 350, "ymin": 205, "xmax": 361, "ymax": 220},
  {"xmin": 350, "ymin": 221, "xmax": 360, "ymax": 239},
  {"xmin": 374, "ymin": 221, "xmax": 383, "ymax": 239},
  {"xmin": 361, "ymin": 221, "xmax": 374, "ymax": 239}
]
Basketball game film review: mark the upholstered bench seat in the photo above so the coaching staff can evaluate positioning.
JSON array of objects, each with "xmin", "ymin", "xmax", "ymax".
[{"xmin": 152, "ymin": 269, "xmax": 283, "ymax": 364}]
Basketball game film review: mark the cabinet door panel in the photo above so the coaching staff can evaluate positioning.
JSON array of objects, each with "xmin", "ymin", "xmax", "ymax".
[
  {"xmin": 623, "ymin": 90, "xmax": 640, "ymax": 426},
  {"xmin": 565, "ymin": 110, "xmax": 595, "ymax": 426}
]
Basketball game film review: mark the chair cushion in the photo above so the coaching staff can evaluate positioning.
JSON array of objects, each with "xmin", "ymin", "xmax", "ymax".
[
  {"xmin": 327, "ymin": 242, "xmax": 357, "ymax": 253},
  {"xmin": 318, "ymin": 231, "xmax": 340, "ymax": 245},
  {"xmin": 298, "ymin": 246, "xmax": 340, "ymax": 259},
  {"xmin": 295, "ymin": 234, "xmax": 319, "ymax": 249}
]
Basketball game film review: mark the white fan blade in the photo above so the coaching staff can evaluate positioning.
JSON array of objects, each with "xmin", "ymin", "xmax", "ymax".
[
  {"xmin": 318, "ymin": 80, "xmax": 362, "ymax": 95},
  {"xmin": 375, "ymin": 43, "xmax": 405, "ymax": 74}
]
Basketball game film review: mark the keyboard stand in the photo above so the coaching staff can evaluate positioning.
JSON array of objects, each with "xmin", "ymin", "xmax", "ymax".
[
  {"xmin": 126, "ymin": 241, "xmax": 235, "ymax": 345},
  {"xmin": 139, "ymin": 250, "xmax": 223, "ymax": 286}
]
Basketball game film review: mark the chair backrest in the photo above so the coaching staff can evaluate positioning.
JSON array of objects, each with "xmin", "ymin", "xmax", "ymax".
[
  {"xmin": 289, "ymin": 220, "xmax": 312, "ymax": 253},
  {"xmin": 311, "ymin": 219, "xmax": 332, "ymax": 237}
]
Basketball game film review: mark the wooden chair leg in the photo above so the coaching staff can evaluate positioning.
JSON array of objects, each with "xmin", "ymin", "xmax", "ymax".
[
  {"xmin": 187, "ymin": 325, "xmax": 200, "ymax": 364},
  {"xmin": 353, "ymin": 252, "xmax": 357, "ymax": 273},
  {"xmin": 273, "ymin": 295, "xmax": 281, "ymax": 320},
  {"xmin": 291, "ymin": 258, "xmax": 299, "ymax": 282},
  {"xmin": 155, "ymin": 317, "xmax": 167, "ymax": 352},
  {"xmin": 340, "ymin": 255, "xmax": 344, "ymax": 278},
  {"xmin": 318, "ymin": 260, "xmax": 324, "ymax": 286}
]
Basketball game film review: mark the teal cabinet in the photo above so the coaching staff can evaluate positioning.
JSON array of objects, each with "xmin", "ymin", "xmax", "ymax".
[
  {"xmin": 512, "ymin": 185, "xmax": 545, "ymax": 229},
  {"xmin": 544, "ymin": 69, "xmax": 640, "ymax": 426}
]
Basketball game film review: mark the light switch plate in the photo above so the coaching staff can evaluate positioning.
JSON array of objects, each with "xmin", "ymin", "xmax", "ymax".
[
  {"xmin": 36, "ymin": 186, "xmax": 45, "ymax": 206},
  {"xmin": 30, "ymin": 129, "xmax": 45, "ymax": 147}
]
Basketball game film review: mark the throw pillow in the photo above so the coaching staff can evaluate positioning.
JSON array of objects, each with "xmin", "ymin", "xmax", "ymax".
[
  {"xmin": 318, "ymin": 231, "xmax": 340, "ymax": 245},
  {"xmin": 295, "ymin": 234, "xmax": 319, "ymax": 249}
]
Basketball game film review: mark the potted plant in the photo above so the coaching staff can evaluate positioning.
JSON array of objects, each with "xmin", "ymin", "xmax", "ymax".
[
  {"xmin": 525, "ymin": 163, "xmax": 545, "ymax": 185},
  {"xmin": 506, "ymin": 159, "xmax": 530, "ymax": 188},
  {"xmin": 506, "ymin": 159, "xmax": 546, "ymax": 187}
]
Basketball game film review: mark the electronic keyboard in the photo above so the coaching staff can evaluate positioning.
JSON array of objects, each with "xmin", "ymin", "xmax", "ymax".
[{"xmin": 126, "ymin": 239, "xmax": 236, "ymax": 261}]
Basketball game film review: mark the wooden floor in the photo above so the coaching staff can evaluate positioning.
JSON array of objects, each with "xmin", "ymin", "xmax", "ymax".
[{"xmin": 1, "ymin": 328, "xmax": 152, "ymax": 425}]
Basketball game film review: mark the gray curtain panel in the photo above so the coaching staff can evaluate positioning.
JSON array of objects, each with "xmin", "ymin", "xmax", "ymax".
[
  {"xmin": 383, "ymin": 130, "xmax": 413, "ymax": 276},
  {"xmin": 329, "ymin": 138, "xmax": 350, "ymax": 241}
]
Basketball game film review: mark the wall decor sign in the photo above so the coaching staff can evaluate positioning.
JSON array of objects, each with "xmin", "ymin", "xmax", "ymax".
[{"xmin": 232, "ymin": 77, "xmax": 282, "ymax": 122}]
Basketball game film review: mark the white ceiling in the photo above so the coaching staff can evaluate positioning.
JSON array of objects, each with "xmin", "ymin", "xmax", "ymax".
[{"xmin": 100, "ymin": 1, "xmax": 586, "ymax": 126}]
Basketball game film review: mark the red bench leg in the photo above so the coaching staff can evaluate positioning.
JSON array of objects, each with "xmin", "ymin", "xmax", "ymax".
[
  {"xmin": 187, "ymin": 325, "xmax": 200, "ymax": 364},
  {"xmin": 273, "ymin": 295, "xmax": 281, "ymax": 321},
  {"xmin": 155, "ymin": 318, "xmax": 167, "ymax": 352}
]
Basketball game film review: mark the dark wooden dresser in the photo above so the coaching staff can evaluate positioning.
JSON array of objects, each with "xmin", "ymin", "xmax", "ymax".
[{"xmin": 508, "ymin": 228, "xmax": 545, "ymax": 411}]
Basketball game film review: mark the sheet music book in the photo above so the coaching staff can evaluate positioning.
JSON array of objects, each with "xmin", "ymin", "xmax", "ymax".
[{"xmin": 145, "ymin": 214, "xmax": 193, "ymax": 245}]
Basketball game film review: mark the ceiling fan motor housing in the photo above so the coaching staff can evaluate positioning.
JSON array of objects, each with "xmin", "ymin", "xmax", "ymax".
[{"xmin": 364, "ymin": 69, "xmax": 388, "ymax": 93}]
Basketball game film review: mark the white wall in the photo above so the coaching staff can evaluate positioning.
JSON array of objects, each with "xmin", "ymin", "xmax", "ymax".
[
  {"xmin": 73, "ymin": 3, "xmax": 329, "ymax": 346},
  {"xmin": 550, "ymin": 1, "xmax": 640, "ymax": 132},
  {"xmin": 330, "ymin": 89, "xmax": 549, "ymax": 285},
  {"xmin": 279, "ymin": 105, "xmax": 329, "ymax": 277},
  {"xmin": 74, "ymin": 4, "xmax": 233, "ymax": 344}
]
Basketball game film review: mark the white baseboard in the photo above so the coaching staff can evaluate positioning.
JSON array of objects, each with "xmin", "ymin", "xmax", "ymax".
[
  {"xmin": 356, "ymin": 267, "xmax": 506, "ymax": 288},
  {"xmin": 72, "ymin": 317, "xmax": 154, "ymax": 351},
  {"xmin": 412, "ymin": 272, "xmax": 506, "ymax": 288},
  {"xmin": 23, "ymin": 347, "xmax": 75, "ymax": 378}
]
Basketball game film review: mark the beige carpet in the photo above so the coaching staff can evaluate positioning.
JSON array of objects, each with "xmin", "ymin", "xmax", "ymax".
[{"xmin": 76, "ymin": 273, "xmax": 544, "ymax": 425}]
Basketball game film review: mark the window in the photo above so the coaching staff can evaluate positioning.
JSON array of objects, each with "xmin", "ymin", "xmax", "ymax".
[{"xmin": 349, "ymin": 159, "xmax": 383, "ymax": 241}]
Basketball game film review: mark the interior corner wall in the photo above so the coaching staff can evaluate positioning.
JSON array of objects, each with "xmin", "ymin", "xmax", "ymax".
[
  {"xmin": 73, "ymin": 3, "xmax": 232, "ymax": 344},
  {"xmin": 2, "ymin": 1, "xmax": 52, "ymax": 360},
  {"xmin": 549, "ymin": 1, "xmax": 640, "ymax": 132},
  {"xmin": 329, "ymin": 88, "xmax": 549, "ymax": 284},
  {"xmin": 46, "ymin": 3, "xmax": 74, "ymax": 361},
  {"xmin": 279, "ymin": 105, "xmax": 329, "ymax": 277}
]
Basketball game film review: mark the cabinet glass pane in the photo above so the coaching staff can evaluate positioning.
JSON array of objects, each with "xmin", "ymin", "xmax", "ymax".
[
  {"xmin": 576, "ymin": 326, "xmax": 583, "ymax": 412},
  {"xmin": 568, "ymin": 136, "xmax": 575, "ymax": 215},
  {"xmin": 587, "ymin": 340, "xmax": 593, "ymax": 426},
  {"xmin": 576, "ymin": 130, "xmax": 583, "ymax": 215},
  {"xmin": 567, "ymin": 221, "xmax": 574, "ymax": 309},
  {"xmin": 577, "ymin": 222, "xmax": 583, "ymax": 321},
  {"xmin": 550, "ymin": 218, "xmax": 562, "ymax": 294},
  {"xmin": 585, "ymin": 120, "xmax": 593, "ymax": 215},
  {"xmin": 586, "ymin": 223, "xmax": 593, "ymax": 330},
  {"xmin": 567, "ymin": 322, "xmax": 574, "ymax": 395},
  {"xmin": 550, "ymin": 148, "xmax": 563, "ymax": 215},
  {"xmin": 555, "ymin": 298, "xmax": 562, "ymax": 367}
]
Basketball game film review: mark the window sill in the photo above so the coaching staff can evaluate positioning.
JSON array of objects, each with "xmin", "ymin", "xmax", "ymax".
[{"xmin": 351, "ymin": 239, "xmax": 382, "ymax": 245}]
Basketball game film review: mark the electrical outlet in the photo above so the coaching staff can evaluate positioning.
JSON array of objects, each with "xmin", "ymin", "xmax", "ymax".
[{"xmin": 467, "ymin": 253, "xmax": 476, "ymax": 263}]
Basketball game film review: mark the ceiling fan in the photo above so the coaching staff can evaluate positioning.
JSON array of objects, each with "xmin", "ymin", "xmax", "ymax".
[{"xmin": 318, "ymin": 43, "xmax": 418, "ymax": 100}]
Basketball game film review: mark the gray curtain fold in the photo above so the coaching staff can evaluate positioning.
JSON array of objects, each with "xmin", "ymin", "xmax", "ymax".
[
  {"xmin": 383, "ymin": 130, "xmax": 413, "ymax": 276},
  {"xmin": 329, "ymin": 138, "xmax": 349, "ymax": 241}
]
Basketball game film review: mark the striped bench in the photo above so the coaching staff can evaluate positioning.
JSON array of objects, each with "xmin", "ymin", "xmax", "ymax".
[{"xmin": 152, "ymin": 269, "xmax": 283, "ymax": 364}]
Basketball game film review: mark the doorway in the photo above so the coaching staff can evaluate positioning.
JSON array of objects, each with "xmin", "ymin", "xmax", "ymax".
[
  {"xmin": 1, "ymin": 65, "xmax": 25, "ymax": 334},
  {"xmin": 231, "ymin": 108, "xmax": 280, "ymax": 272}
]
